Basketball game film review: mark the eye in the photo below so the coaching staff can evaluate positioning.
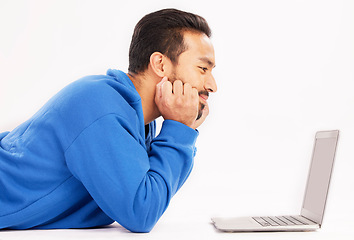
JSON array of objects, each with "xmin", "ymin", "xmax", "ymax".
[{"xmin": 198, "ymin": 66, "xmax": 208, "ymax": 73}]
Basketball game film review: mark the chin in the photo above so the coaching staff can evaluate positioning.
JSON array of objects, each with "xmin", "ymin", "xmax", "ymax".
[{"xmin": 196, "ymin": 103, "xmax": 205, "ymax": 120}]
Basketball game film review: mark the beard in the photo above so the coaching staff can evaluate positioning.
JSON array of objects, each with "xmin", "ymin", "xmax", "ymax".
[{"xmin": 197, "ymin": 102, "xmax": 205, "ymax": 120}]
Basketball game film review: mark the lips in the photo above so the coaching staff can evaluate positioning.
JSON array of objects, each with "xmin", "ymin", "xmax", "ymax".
[{"xmin": 199, "ymin": 94, "xmax": 209, "ymax": 103}]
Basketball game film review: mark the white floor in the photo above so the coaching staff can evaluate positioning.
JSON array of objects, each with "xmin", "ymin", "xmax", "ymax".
[{"xmin": 1, "ymin": 217, "xmax": 354, "ymax": 240}]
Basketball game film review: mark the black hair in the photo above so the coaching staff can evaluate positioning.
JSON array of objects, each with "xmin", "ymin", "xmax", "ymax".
[{"xmin": 128, "ymin": 8, "xmax": 211, "ymax": 74}]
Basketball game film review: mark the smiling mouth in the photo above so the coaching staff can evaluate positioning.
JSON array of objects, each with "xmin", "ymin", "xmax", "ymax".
[
  {"xmin": 199, "ymin": 94, "xmax": 209, "ymax": 104},
  {"xmin": 200, "ymin": 96, "xmax": 207, "ymax": 102},
  {"xmin": 199, "ymin": 91, "xmax": 209, "ymax": 102}
]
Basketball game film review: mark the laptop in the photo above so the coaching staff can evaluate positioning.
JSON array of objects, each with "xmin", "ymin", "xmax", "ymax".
[{"xmin": 212, "ymin": 130, "xmax": 339, "ymax": 232}]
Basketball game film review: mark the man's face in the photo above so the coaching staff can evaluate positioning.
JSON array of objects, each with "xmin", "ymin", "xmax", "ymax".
[{"xmin": 167, "ymin": 31, "xmax": 217, "ymax": 120}]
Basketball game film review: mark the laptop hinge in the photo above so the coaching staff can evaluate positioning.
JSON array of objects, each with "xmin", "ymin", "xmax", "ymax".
[{"xmin": 301, "ymin": 215, "xmax": 320, "ymax": 226}]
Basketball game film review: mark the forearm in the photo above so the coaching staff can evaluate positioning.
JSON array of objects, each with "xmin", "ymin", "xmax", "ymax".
[{"xmin": 116, "ymin": 120, "xmax": 198, "ymax": 232}]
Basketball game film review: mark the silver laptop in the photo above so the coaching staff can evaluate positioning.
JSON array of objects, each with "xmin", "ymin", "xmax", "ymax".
[{"xmin": 212, "ymin": 130, "xmax": 339, "ymax": 232}]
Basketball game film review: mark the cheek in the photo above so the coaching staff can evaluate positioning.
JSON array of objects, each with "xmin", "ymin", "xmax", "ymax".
[
  {"xmin": 190, "ymin": 74, "xmax": 205, "ymax": 90},
  {"xmin": 181, "ymin": 70, "xmax": 203, "ymax": 88},
  {"xmin": 173, "ymin": 65, "xmax": 203, "ymax": 89}
]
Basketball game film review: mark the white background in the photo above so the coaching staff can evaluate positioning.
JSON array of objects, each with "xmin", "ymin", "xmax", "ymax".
[{"xmin": 0, "ymin": 0, "xmax": 353, "ymax": 239}]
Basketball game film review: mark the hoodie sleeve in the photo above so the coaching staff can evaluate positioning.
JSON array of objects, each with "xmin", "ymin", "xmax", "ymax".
[{"xmin": 64, "ymin": 114, "xmax": 198, "ymax": 233}]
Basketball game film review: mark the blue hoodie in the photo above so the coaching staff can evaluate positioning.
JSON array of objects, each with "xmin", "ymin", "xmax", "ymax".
[{"xmin": 0, "ymin": 70, "xmax": 198, "ymax": 232}]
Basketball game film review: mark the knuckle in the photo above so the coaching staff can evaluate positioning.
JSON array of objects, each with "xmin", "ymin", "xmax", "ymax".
[
  {"xmin": 167, "ymin": 97, "xmax": 176, "ymax": 107},
  {"xmin": 162, "ymin": 97, "xmax": 172, "ymax": 108},
  {"xmin": 175, "ymin": 96, "xmax": 184, "ymax": 106}
]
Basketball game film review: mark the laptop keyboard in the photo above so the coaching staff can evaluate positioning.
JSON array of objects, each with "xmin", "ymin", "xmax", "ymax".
[{"xmin": 252, "ymin": 216, "xmax": 312, "ymax": 227}]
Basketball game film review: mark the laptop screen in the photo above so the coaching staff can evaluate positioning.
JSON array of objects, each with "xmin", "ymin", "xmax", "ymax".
[{"xmin": 301, "ymin": 131, "xmax": 339, "ymax": 224}]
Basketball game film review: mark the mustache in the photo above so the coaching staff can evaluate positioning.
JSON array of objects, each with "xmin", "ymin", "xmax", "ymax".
[{"xmin": 198, "ymin": 90, "xmax": 209, "ymax": 97}]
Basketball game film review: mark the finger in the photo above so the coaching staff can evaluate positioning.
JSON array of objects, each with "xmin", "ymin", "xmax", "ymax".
[
  {"xmin": 156, "ymin": 77, "xmax": 165, "ymax": 98},
  {"xmin": 156, "ymin": 77, "xmax": 168, "ymax": 98},
  {"xmin": 161, "ymin": 79, "xmax": 173, "ymax": 98},
  {"xmin": 159, "ymin": 76, "xmax": 168, "ymax": 86},
  {"xmin": 173, "ymin": 80, "xmax": 183, "ymax": 95},
  {"xmin": 183, "ymin": 83, "xmax": 191, "ymax": 97}
]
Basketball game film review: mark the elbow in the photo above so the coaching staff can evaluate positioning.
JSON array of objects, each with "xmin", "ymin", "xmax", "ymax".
[
  {"xmin": 117, "ymin": 173, "xmax": 172, "ymax": 233},
  {"xmin": 118, "ymin": 200, "xmax": 166, "ymax": 233},
  {"xmin": 127, "ymin": 225, "xmax": 154, "ymax": 233},
  {"xmin": 121, "ymin": 217, "xmax": 157, "ymax": 233}
]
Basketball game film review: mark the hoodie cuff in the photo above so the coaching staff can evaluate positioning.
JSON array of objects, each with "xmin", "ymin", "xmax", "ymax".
[{"xmin": 157, "ymin": 120, "xmax": 199, "ymax": 146}]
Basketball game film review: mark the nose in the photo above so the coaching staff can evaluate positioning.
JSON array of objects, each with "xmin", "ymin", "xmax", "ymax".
[{"xmin": 204, "ymin": 74, "xmax": 217, "ymax": 93}]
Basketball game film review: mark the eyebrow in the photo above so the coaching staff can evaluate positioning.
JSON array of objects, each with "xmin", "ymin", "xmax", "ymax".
[{"xmin": 198, "ymin": 57, "xmax": 216, "ymax": 68}]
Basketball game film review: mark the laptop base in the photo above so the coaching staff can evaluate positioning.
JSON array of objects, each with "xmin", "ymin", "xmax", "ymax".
[{"xmin": 211, "ymin": 216, "xmax": 319, "ymax": 232}]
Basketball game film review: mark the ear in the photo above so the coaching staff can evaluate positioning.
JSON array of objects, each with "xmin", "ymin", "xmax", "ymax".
[{"xmin": 149, "ymin": 52, "xmax": 171, "ymax": 78}]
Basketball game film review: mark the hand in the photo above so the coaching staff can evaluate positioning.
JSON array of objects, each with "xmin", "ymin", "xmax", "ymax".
[{"xmin": 155, "ymin": 77, "xmax": 200, "ymax": 129}]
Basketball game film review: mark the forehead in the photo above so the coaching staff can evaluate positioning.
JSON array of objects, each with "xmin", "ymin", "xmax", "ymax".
[{"xmin": 179, "ymin": 31, "xmax": 215, "ymax": 67}]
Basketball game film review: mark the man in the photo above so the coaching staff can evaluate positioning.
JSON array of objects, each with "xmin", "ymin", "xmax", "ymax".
[{"xmin": 0, "ymin": 8, "xmax": 217, "ymax": 232}]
